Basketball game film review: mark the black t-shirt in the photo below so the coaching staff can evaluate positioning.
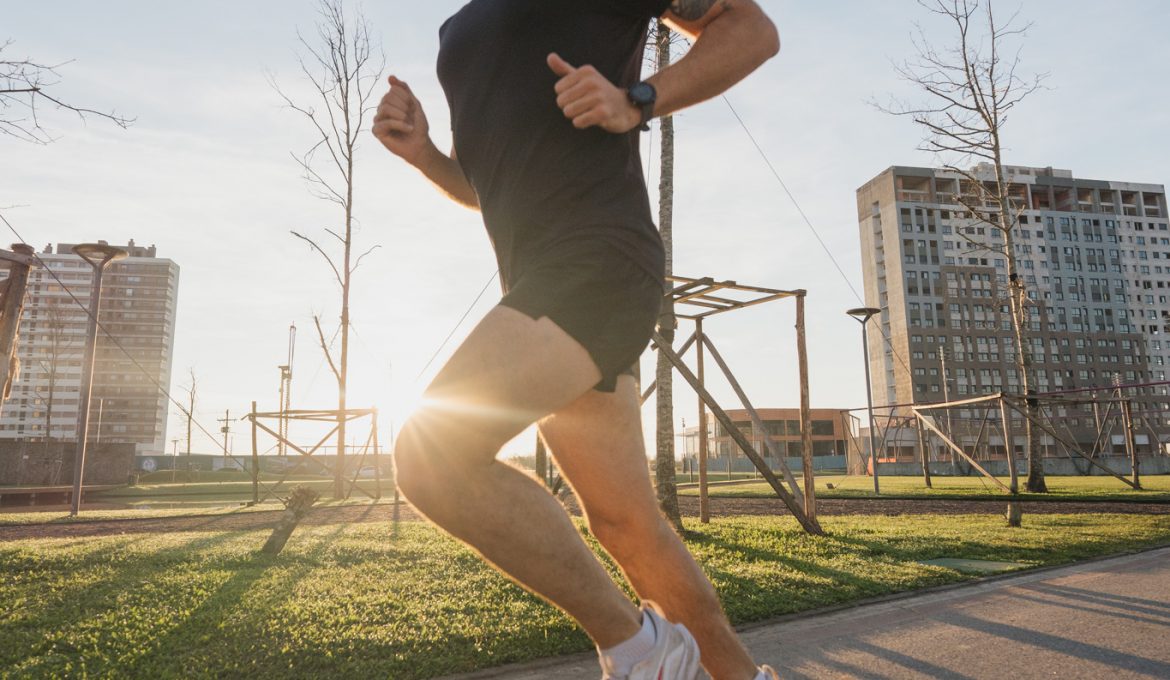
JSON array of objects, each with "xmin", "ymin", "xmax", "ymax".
[{"xmin": 437, "ymin": 0, "xmax": 671, "ymax": 287}]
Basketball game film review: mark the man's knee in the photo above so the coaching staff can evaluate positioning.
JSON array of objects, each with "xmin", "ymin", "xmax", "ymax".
[
  {"xmin": 393, "ymin": 409, "xmax": 510, "ymax": 507},
  {"xmin": 393, "ymin": 417, "xmax": 439, "ymax": 506},
  {"xmin": 588, "ymin": 506, "xmax": 672, "ymax": 559}
]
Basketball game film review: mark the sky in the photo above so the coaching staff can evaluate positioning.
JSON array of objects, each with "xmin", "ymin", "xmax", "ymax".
[{"xmin": 4, "ymin": 0, "xmax": 1169, "ymax": 457}]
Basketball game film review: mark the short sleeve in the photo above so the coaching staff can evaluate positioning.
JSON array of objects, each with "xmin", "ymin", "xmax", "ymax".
[{"xmin": 600, "ymin": 0, "xmax": 672, "ymax": 19}]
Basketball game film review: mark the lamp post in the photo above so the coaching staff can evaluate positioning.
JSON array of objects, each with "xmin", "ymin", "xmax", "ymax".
[
  {"xmin": 70, "ymin": 243, "xmax": 128, "ymax": 516},
  {"xmin": 847, "ymin": 307, "xmax": 882, "ymax": 495}
]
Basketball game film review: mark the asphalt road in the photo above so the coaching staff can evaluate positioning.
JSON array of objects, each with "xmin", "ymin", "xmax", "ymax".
[{"xmin": 444, "ymin": 546, "xmax": 1170, "ymax": 679}]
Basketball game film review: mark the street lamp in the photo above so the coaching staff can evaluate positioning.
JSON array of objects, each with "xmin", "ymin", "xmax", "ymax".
[
  {"xmin": 70, "ymin": 243, "xmax": 128, "ymax": 516},
  {"xmin": 847, "ymin": 307, "xmax": 882, "ymax": 495}
]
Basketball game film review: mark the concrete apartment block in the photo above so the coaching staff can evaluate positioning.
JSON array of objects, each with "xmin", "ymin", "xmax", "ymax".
[
  {"xmin": 857, "ymin": 165, "xmax": 1169, "ymax": 455},
  {"xmin": 0, "ymin": 241, "xmax": 179, "ymax": 455}
]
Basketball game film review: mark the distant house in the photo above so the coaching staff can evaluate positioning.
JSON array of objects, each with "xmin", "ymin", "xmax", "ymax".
[{"xmin": 679, "ymin": 408, "xmax": 853, "ymax": 473}]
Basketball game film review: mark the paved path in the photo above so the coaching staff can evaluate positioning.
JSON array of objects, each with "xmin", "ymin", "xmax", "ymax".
[{"xmin": 444, "ymin": 546, "xmax": 1170, "ymax": 679}]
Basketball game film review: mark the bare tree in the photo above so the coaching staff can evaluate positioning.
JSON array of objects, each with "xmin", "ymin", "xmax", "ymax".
[
  {"xmin": 274, "ymin": 0, "xmax": 383, "ymax": 499},
  {"xmin": 0, "ymin": 39, "xmax": 132, "ymax": 144},
  {"xmin": 652, "ymin": 22, "xmax": 684, "ymax": 530},
  {"xmin": 877, "ymin": 0, "xmax": 1048, "ymax": 496},
  {"xmin": 32, "ymin": 300, "xmax": 78, "ymax": 441}
]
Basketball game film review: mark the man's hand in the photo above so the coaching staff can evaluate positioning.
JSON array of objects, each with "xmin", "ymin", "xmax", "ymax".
[
  {"xmin": 372, "ymin": 76, "xmax": 434, "ymax": 165},
  {"xmin": 547, "ymin": 53, "xmax": 641, "ymax": 134}
]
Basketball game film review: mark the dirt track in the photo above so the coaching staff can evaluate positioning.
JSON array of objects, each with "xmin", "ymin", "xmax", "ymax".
[{"xmin": 2, "ymin": 495, "xmax": 1167, "ymax": 542}]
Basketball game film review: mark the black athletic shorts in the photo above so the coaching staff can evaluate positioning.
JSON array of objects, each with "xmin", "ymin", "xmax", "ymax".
[{"xmin": 500, "ymin": 239, "xmax": 664, "ymax": 393}]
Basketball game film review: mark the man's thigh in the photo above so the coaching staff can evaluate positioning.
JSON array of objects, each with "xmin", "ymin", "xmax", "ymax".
[
  {"xmin": 539, "ymin": 376, "xmax": 660, "ymax": 519},
  {"xmin": 416, "ymin": 304, "xmax": 604, "ymax": 451}
]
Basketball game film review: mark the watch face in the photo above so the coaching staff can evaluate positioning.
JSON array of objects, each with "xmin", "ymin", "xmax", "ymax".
[{"xmin": 629, "ymin": 82, "xmax": 656, "ymax": 105}]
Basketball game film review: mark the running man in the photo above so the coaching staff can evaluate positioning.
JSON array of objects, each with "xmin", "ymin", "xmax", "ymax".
[{"xmin": 374, "ymin": 1, "xmax": 780, "ymax": 678}]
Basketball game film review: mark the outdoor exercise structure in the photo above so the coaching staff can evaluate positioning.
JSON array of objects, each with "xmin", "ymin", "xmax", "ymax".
[
  {"xmin": 842, "ymin": 386, "xmax": 1159, "ymax": 493},
  {"xmin": 643, "ymin": 274, "xmax": 824, "ymax": 536},
  {"xmin": 243, "ymin": 404, "xmax": 389, "ymax": 505}
]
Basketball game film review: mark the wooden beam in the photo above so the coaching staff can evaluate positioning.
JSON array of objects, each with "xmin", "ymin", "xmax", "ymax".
[
  {"xmin": 642, "ymin": 331, "xmax": 698, "ymax": 405},
  {"xmin": 796, "ymin": 293, "xmax": 817, "ymax": 523},
  {"xmin": 701, "ymin": 335, "xmax": 804, "ymax": 505},
  {"xmin": 1002, "ymin": 397, "xmax": 1138, "ymax": 489},
  {"xmin": 912, "ymin": 410, "xmax": 1011, "ymax": 492},
  {"xmin": 654, "ymin": 330, "xmax": 823, "ymax": 535},
  {"xmin": 696, "ymin": 319, "xmax": 709, "ymax": 524}
]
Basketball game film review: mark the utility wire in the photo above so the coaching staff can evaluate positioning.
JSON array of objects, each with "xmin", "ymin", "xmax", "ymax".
[
  {"xmin": 0, "ymin": 212, "xmax": 284, "ymax": 497},
  {"xmin": 416, "ymin": 268, "xmax": 498, "ymax": 381},
  {"xmin": 717, "ymin": 95, "xmax": 916, "ymax": 383},
  {"xmin": 2, "ymin": 213, "xmax": 294, "ymax": 498},
  {"xmin": 676, "ymin": 33, "xmax": 911, "ymax": 384},
  {"xmin": 720, "ymin": 98, "xmax": 864, "ymax": 303}
]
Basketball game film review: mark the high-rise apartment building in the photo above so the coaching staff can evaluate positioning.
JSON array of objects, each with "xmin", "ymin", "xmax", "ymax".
[
  {"xmin": 0, "ymin": 240, "xmax": 179, "ymax": 454},
  {"xmin": 857, "ymin": 165, "xmax": 1169, "ymax": 449}
]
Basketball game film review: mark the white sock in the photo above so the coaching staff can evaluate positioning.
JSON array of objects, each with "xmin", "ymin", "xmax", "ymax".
[
  {"xmin": 599, "ymin": 611, "xmax": 657, "ymax": 678},
  {"xmin": 752, "ymin": 672, "xmax": 767, "ymax": 680}
]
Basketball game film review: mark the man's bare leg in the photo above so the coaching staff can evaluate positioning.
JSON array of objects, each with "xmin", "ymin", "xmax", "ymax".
[
  {"xmin": 394, "ymin": 305, "xmax": 640, "ymax": 648},
  {"xmin": 540, "ymin": 377, "xmax": 759, "ymax": 680}
]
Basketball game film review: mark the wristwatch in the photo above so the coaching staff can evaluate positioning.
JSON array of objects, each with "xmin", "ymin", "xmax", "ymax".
[{"xmin": 627, "ymin": 81, "xmax": 657, "ymax": 131}]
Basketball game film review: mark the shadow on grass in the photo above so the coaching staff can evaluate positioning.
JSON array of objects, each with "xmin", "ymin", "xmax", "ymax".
[
  {"xmin": 5, "ymin": 529, "xmax": 254, "ymax": 674},
  {"xmin": 115, "ymin": 518, "xmax": 356, "ymax": 677},
  {"xmin": 685, "ymin": 527, "xmax": 929, "ymax": 622}
]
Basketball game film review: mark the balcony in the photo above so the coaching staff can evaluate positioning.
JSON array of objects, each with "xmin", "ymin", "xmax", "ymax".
[{"xmin": 897, "ymin": 190, "xmax": 931, "ymax": 203}]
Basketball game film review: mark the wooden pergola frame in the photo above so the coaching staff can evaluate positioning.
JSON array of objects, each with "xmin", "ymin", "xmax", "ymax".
[
  {"xmin": 645, "ymin": 275, "xmax": 823, "ymax": 535},
  {"xmin": 855, "ymin": 390, "xmax": 1145, "ymax": 498},
  {"xmin": 243, "ymin": 404, "xmax": 388, "ymax": 505}
]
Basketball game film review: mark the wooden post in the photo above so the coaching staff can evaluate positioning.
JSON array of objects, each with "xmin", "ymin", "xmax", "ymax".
[
  {"xmin": 1121, "ymin": 399, "xmax": 1142, "ymax": 490},
  {"xmin": 372, "ymin": 410, "xmax": 382, "ymax": 500},
  {"xmin": 916, "ymin": 417, "xmax": 933, "ymax": 488},
  {"xmin": 654, "ymin": 331, "xmax": 823, "ymax": 535},
  {"xmin": 390, "ymin": 419, "xmax": 401, "ymax": 511},
  {"xmin": 999, "ymin": 395, "xmax": 1022, "ymax": 526},
  {"xmin": 250, "ymin": 401, "xmax": 259, "ymax": 506},
  {"xmin": 1002, "ymin": 397, "xmax": 1138, "ymax": 488},
  {"xmin": 534, "ymin": 431, "xmax": 548, "ymax": 486},
  {"xmin": 914, "ymin": 410, "xmax": 1012, "ymax": 492},
  {"xmin": 998, "ymin": 396, "xmax": 1019, "ymax": 494},
  {"xmin": 696, "ymin": 318, "xmax": 709, "ymax": 524},
  {"xmin": 702, "ymin": 335, "xmax": 805, "ymax": 504},
  {"xmin": 796, "ymin": 293, "xmax": 817, "ymax": 523}
]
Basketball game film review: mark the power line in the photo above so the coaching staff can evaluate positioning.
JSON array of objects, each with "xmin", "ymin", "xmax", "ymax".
[
  {"xmin": 0, "ymin": 212, "xmax": 261, "ymax": 466},
  {"xmin": 416, "ymin": 268, "xmax": 498, "ymax": 381},
  {"xmin": 717, "ymin": 95, "xmax": 915, "ymax": 384}
]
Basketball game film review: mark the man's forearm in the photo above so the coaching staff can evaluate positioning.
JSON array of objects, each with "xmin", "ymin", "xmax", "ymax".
[
  {"xmin": 414, "ymin": 142, "xmax": 480, "ymax": 210},
  {"xmin": 651, "ymin": 2, "xmax": 779, "ymax": 120}
]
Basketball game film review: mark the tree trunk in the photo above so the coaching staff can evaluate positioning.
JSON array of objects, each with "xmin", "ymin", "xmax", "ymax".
[
  {"xmin": 534, "ymin": 431, "xmax": 549, "ymax": 486},
  {"xmin": 993, "ymin": 152, "xmax": 1047, "ymax": 493},
  {"xmin": 336, "ymin": 216, "xmax": 350, "ymax": 500},
  {"xmin": 262, "ymin": 486, "xmax": 320, "ymax": 555},
  {"xmin": 653, "ymin": 22, "xmax": 682, "ymax": 530}
]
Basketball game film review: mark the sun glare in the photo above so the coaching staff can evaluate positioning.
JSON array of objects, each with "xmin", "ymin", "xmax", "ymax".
[{"xmin": 386, "ymin": 384, "xmax": 428, "ymax": 430}]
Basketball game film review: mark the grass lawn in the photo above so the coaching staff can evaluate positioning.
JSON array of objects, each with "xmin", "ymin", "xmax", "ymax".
[
  {"xmin": 3, "ymin": 512, "xmax": 1169, "ymax": 678},
  {"xmin": 679, "ymin": 473, "xmax": 1170, "ymax": 502}
]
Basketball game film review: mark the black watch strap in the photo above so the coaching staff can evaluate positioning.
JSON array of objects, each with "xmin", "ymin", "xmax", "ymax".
[{"xmin": 627, "ymin": 82, "xmax": 657, "ymax": 132}]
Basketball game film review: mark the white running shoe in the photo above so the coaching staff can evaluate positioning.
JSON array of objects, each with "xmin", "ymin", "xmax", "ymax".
[
  {"xmin": 611, "ymin": 601, "xmax": 701, "ymax": 680},
  {"xmin": 759, "ymin": 664, "xmax": 781, "ymax": 679}
]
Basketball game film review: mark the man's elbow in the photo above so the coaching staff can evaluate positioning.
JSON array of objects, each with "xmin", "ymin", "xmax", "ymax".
[{"xmin": 759, "ymin": 15, "xmax": 780, "ymax": 60}]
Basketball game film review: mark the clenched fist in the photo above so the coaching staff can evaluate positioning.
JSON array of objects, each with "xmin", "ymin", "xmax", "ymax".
[
  {"xmin": 547, "ymin": 53, "xmax": 641, "ymax": 134},
  {"xmin": 372, "ymin": 75, "xmax": 432, "ymax": 165}
]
